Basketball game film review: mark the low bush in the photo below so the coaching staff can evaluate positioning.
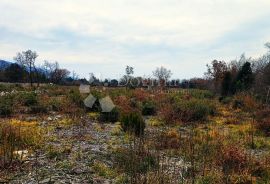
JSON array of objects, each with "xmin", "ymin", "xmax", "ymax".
[
  {"xmin": 30, "ymin": 104, "xmax": 48, "ymax": 114},
  {"xmin": 256, "ymin": 107, "xmax": 270, "ymax": 136},
  {"xmin": 100, "ymin": 108, "xmax": 120, "ymax": 123},
  {"xmin": 67, "ymin": 89, "xmax": 83, "ymax": 107},
  {"xmin": 189, "ymin": 89, "xmax": 214, "ymax": 99},
  {"xmin": 0, "ymin": 95, "xmax": 14, "ymax": 116},
  {"xmin": 142, "ymin": 101, "xmax": 156, "ymax": 116},
  {"xmin": 20, "ymin": 92, "xmax": 38, "ymax": 106},
  {"xmin": 48, "ymin": 97, "xmax": 65, "ymax": 111},
  {"xmin": 113, "ymin": 146, "xmax": 158, "ymax": 176},
  {"xmin": 156, "ymin": 128, "xmax": 181, "ymax": 149},
  {"xmin": 113, "ymin": 96, "xmax": 133, "ymax": 114},
  {"xmin": 121, "ymin": 113, "xmax": 145, "ymax": 136},
  {"xmin": 218, "ymin": 145, "xmax": 248, "ymax": 174},
  {"xmin": 175, "ymin": 99, "xmax": 216, "ymax": 122},
  {"xmin": 0, "ymin": 120, "xmax": 43, "ymax": 168},
  {"xmin": 219, "ymin": 96, "xmax": 232, "ymax": 104}
]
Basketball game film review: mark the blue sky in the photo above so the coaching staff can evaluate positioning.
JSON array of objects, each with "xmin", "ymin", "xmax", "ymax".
[{"xmin": 0, "ymin": 0, "xmax": 270, "ymax": 80}]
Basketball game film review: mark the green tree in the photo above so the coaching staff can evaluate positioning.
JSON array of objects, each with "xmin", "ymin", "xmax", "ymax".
[
  {"xmin": 221, "ymin": 71, "xmax": 232, "ymax": 96},
  {"xmin": 234, "ymin": 62, "xmax": 254, "ymax": 92},
  {"xmin": 4, "ymin": 63, "xmax": 26, "ymax": 82}
]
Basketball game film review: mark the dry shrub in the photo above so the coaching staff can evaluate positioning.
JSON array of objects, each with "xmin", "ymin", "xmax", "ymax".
[
  {"xmin": 156, "ymin": 128, "xmax": 180, "ymax": 149},
  {"xmin": 132, "ymin": 89, "xmax": 150, "ymax": 102},
  {"xmin": 0, "ymin": 120, "xmax": 43, "ymax": 168},
  {"xmin": 224, "ymin": 117, "xmax": 240, "ymax": 125},
  {"xmin": 158, "ymin": 103, "xmax": 179, "ymax": 124},
  {"xmin": 233, "ymin": 93, "xmax": 258, "ymax": 111},
  {"xmin": 218, "ymin": 144, "xmax": 248, "ymax": 174},
  {"xmin": 113, "ymin": 95, "xmax": 133, "ymax": 114},
  {"xmin": 255, "ymin": 107, "xmax": 270, "ymax": 136}
]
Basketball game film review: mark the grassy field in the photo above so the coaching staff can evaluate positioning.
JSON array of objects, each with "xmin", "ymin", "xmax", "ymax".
[{"xmin": 0, "ymin": 84, "xmax": 270, "ymax": 183}]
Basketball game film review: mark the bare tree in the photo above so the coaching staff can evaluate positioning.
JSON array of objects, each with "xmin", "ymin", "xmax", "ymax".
[
  {"xmin": 14, "ymin": 50, "xmax": 38, "ymax": 86},
  {"xmin": 52, "ymin": 69, "xmax": 70, "ymax": 84},
  {"xmin": 152, "ymin": 66, "xmax": 172, "ymax": 87},
  {"xmin": 205, "ymin": 60, "xmax": 227, "ymax": 92},
  {"xmin": 42, "ymin": 60, "xmax": 70, "ymax": 84},
  {"xmin": 42, "ymin": 60, "xmax": 59, "ymax": 83}
]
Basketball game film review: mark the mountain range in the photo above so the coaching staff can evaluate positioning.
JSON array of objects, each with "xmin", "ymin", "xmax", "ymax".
[{"xmin": 0, "ymin": 60, "xmax": 12, "ymax": 70}]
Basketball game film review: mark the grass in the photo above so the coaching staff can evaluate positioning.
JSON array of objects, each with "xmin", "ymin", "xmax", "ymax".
[{"xmin": 0, "ymin": 85, "xmax": 270, "ymax": 183}]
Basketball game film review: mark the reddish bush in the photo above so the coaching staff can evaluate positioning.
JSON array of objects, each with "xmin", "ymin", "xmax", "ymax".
[
  {"xmin": 132, "ymin": 89, "xmax": 150, "ymax": 102},
  {"xmin": 113, "ymin": 95, "xmax": 134, "ymax": 114},
  {"xmin": 158, "ymin": 103, "xmax": 179, "ymax": 124},
  {"xmin": 256, "ymin": 107, "xmax": 270, "ymax": 136},
  {"xmin": 156, "ymin": 129, "xmax": 181, "ymax": 149},
  {"xmin": 219, "ymin": 145, "xmax": 248, "ymax": 174}
]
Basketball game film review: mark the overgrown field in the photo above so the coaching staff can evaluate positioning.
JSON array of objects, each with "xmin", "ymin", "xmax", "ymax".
[{"xmin": 0, "ymin": 84, "xmax": 270, "ymax": 183}]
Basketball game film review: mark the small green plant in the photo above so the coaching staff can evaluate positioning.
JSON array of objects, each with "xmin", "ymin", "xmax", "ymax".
[
  {"xmin": 100, "ymin": 108, "xmax": 120, "ymax": 123},
  {"xmin": 175, "ymin": 99, "xmax": 216, "ymax": 122},
  {"xmin": 121, "ymin": 113, "xmax": 145, "ymax": 136},
  {"xmin": 68, "ymin": 89, "xmax": 83, "ymax": 107},
  {"xmin": 142, "ymin": 101, "xmax": 156, "ymax": 116},
  {"xmin": 20, "ymin": 92, "xmax": 38, "ymax": 106},
  {"xmin": 0, "ymin": 95, "xmax": 14, "ymax": 116},
  {"xmin": 219, "ymin": 96, "xmax": 232, "ymax": 104},
  {"xmin": 30, "ymin": 104, "xmax": 48, "ymax": 114}
]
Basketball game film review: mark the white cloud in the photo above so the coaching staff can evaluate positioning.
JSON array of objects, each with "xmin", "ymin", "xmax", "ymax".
[{"xmin": 0, "ymin": 0, "xmax": 270, "ymax": 78}]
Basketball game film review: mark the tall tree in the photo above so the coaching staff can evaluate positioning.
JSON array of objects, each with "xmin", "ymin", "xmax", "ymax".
[
  {"xmin": 221, "ymin": 71, "xmax": 232, "ymax": 96},
  {"xmin": 205, "ymin": 60, "xmax": 227, "ymax": 93},
  {"xmin": 14, "ymin": 50, "xmax": 38, "ymax": 86},
  {"xmin": 4, "ymin": 63, "xmax": 26, "ymax": 82},
  {"xmin": 234, "ymin": 62, "xmax": 254, "ymax": 92},
  {"xmin": 152, "ymin": 66, "xmax": 172, "ymax": 87}
]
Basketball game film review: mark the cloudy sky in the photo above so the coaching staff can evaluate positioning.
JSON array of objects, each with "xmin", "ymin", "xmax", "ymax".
[{"xmin": 0, "ymin": 0, "xmax": 270, "ymax": 79}]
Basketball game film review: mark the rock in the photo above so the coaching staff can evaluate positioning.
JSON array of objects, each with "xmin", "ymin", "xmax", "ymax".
[
  {"xmin": 47, "ymin": 117, "xmax": 53, "ymax": 121},
  {"xmin": 26, "ymin": 117, "xmax": 37, "ymax": 121},
  {"xmin": 40, "ymin": 178, "xmax": 54, "ymax": 184}
]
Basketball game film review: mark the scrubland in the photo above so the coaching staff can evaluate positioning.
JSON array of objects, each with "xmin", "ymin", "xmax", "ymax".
[{"xmin": 0, "ymin": 84, "xmax": 270, "ymax": 183}]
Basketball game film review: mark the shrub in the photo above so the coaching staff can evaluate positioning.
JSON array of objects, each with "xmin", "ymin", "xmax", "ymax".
[
  {"xmin": 121, "ymin": 113, "xmax": 145, "ymax": 136},
  {"xmin": 30, "ymin": 104, "xmax": 48, "ymax": 114},
  {"xmin": 0, "ymin": 120, "xmax": 43, "ymax": 167},
  {"xmin": 156, "ymin": 129, "xmax": 181, "ymax": 149},
  {"xmin": 100, "ymin": 108, "xmax": 120, "ymax": 123},
  {"xmin": 48, "ymin": 97, "xmax": 65, "ymax": 111},
  {"xmin": 20, "ymin": 92, "xmax": 38, "ymax": 106},
  {"xmin": 0, "ymin": 95, "xmax": 14, "ymax": 116},
  {"xmin": 218, "ymin": 145, "xmax": 248, "ymax": 174},
  {"xmin": 219, "ymin": 96, "xmax": 232, "ymax": 104},
  {"xmin": 142, "ymin": 101, "xmax": 156, "ymax": 116},
  {"xmin": 113, "ymin": 146, "xmax": 158, "ymax": 176},
  {"xmin": 175, "ymin": 99, "xmax": 216, "ymax": 122},
  {"xmin": 256, "ymin": 107, "xmax": 270, "ymax": 136},
  {"xmin": 113, "ymin": 96, "xmax": 133, "ymax": 114},
  {"xmin": 158, "ymin": 103, "xmax": 178, "ymax": 124},
  {"xmin": 232, "ymin": 94, "xmax": 258, "ymax": 111},
  {"xmin": 67, "ymin": 89, "xmax": 83, "ymax": 107},
  {"xmin": 189, "ymin": 89, "xmax": 214, "ymax": 99},
  {"xmin": 132, "ymin": 89, "xmax": 150, "ymax": 102}
]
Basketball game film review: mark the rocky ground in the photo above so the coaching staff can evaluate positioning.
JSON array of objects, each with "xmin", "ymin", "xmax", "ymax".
[{"xmin": 2, "ymin": 114, "xmax": 124, "ymax": 184}]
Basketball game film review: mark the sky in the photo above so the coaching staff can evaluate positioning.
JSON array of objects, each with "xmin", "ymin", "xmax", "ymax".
[{"xmin": 0, "ymin": 0, "xmax": 270, "ymax": 80}]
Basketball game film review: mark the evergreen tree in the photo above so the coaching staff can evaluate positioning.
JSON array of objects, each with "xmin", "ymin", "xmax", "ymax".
[
  {"xmin": 4, "ymin": 63, "xmax": 26, "ymax": 82},
  {"xmin": 234, "ymin": 62, "xmax": 253, "ymax": 92},
  {"xmin": 221, "ymin": 71, "xmax": 232, "ymax": 96}
]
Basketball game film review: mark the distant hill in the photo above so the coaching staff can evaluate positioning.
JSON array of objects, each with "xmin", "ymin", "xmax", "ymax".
[
  {"xmin": 0, "ymin": 60, "xmax": 12, "ymax": 70},
  {"xmin": 0, "ymin": 60, "xmax": 45, "ymax": 73}
]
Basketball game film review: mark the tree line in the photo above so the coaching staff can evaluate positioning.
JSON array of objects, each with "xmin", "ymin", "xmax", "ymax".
[
  {"xmin": 205, "ymin": 43, "xmax": 270, "ymax": 100},
  {"xmin": 1, "ymin": 44, "xmax": 270, "ymax": 97},
  {"xmin": 0, "ymin": 50, "xmax": 82, "ymax": 86}
]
